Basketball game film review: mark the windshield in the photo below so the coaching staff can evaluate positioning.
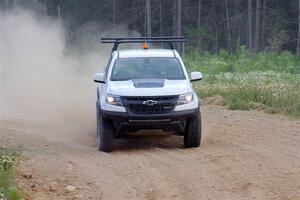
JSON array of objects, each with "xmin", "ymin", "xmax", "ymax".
[{"xmin": 111, "ymin": 57, "xmax": 185, "ymax": 81}]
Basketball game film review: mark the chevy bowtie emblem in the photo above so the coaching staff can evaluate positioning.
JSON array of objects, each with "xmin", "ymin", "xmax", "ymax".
[{"xmin": 143, "ymin": 100, "xmax": 158, "ymax": 106}]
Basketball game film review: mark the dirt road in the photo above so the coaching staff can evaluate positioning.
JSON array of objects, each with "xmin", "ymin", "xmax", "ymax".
[{"xmin": 1, "ymin": 106, "xmax": 300, "ymax": 200}]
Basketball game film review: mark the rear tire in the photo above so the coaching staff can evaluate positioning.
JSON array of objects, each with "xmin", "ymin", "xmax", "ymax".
[
  {"xmin": 97, "ymin": 105, "xmax": 114, "ymax": 152},
  {"xmin": 184, "ymin": 111, "xmax": 201, "ymax": 148}
]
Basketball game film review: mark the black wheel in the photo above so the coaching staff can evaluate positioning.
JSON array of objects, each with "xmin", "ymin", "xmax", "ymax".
[
  {"xmin": 184, "ymin": 111, "xmax": 201, "ymax": 148},
  {"xmin": 96, "ymin": 105, "xmax": 114, "ymax": 152}
]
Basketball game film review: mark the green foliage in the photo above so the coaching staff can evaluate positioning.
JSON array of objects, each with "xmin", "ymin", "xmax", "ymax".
[
  {"xmin": 186, "ymin": 49, "xmax": 300, "ymax": 117},
  {"xmin": 0, "ymin": 149, "xmax": 20, "ymax": 172},
  {"xmin": 185, "ymin": 26, "xmax": 214, "ymax": 51},
  {"xmin": 0, "ymin": 147, "xmax": 23, "ymax": 200},
  {"xmin": 7, "ymin": 187, "xmax": 23, "ymax": 200},
  {"xmin": 185, "ymin": 47, "xmax": 300, "ymax": 74}
]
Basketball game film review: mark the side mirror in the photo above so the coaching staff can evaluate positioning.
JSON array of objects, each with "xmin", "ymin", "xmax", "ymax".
[
  {"xmin": 93, "ymin": 73, "xmax": 105, "ymax": 83},
  {"xmin": 190, "ymin": 71, "xmax": 203, "ymax": 82}
]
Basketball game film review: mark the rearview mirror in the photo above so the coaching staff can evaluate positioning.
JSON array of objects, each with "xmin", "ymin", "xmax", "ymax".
[
  {"xmin": 190, "ymin": 71, "xmax": 203, "ymax": 82},
  {"xmin": 93, "ymin": 73, "xmax": 105, "ymax": 83}
]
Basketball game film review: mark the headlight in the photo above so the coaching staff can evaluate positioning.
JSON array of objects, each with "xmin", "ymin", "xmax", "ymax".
[
  {"xmin": 105, "ymin": 94, "xmax": 123, "ymax": 107},
  {"xmin": 177, "ymin": 93, "xmax": 194, "ymax": 105}
]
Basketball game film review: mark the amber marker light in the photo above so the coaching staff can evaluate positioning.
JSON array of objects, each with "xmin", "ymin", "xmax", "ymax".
[{"xmin": 143, "ymin": 43, "xmax": 149, "ymax": 49}]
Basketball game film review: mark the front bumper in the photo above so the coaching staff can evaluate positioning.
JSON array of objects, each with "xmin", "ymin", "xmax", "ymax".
[{"xmin": 101, "ymin": 108, "xmax": 199, "ymax": 134}]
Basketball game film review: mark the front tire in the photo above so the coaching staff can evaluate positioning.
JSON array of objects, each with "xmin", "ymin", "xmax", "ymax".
[
  {"xmin": 97, "ymin": 105, "xmax": 114, "ymax": 152},
  {"xmin": 184, "ymin": 111, "xmax": 201, "ymax": 148}
]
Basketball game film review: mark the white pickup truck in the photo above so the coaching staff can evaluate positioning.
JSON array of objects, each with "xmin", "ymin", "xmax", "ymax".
[{"xmin": 93, "ymin": 37, "xmax": 203, "ymax": 152}]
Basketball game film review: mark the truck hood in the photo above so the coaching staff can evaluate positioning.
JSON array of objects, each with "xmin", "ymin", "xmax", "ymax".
[{"xmin": 107, "ymin": 79, "xmax": 191, "ymax": 96}]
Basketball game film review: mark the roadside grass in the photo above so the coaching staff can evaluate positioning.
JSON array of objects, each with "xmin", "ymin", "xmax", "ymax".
[
  {"xmin": 0, "ymin": 146, "xmax": 23, "ymax": 200},
  {"xmin": 185, "ymin": 47, "xmax": 300, "ymax": 74},
  {"xmin": 185, "ymin": 48, "xmax": 300, "ymax": 117}
]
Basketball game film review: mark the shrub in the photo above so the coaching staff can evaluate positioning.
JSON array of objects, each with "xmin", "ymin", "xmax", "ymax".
[
  {"xmin": 193, "ymin": 72, "xmax": 300, "ymax": 117},
  {"xmin": 0, "ymin": 147, "xmax": 23, "ymax": 200},
  {"xmin": 184, "ymin": 48, "xmax": 300, "ymax": 74},
  {"xmin": 185, "ymin": 49, "xmax": 300, "ymax": 117}
]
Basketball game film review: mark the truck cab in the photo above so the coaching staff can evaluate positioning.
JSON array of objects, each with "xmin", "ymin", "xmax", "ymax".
[{"xmin": 93, "ymin": 37, "xmax": 203, "ymax": 152}]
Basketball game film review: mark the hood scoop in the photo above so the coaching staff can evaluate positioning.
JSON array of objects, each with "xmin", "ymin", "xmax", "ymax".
[{"xmin": 132, "ymin": 79, "xmax": 165, "ymax": 88}]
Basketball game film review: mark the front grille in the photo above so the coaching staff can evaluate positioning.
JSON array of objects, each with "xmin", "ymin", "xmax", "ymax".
[{"xmin": 122, "ymin": 96, "xmax": 178, "ymax": 114}]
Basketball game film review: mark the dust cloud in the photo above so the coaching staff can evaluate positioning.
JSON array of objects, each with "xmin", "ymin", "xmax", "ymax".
[{"xmin": 0, "ymin": 8, "xmax": 112, "ymax": 143}]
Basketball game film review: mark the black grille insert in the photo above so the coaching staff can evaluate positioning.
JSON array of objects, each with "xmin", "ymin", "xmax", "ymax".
[{"xmin": 122, "ymin": 96, "xmax": 178, "ymax": 114}]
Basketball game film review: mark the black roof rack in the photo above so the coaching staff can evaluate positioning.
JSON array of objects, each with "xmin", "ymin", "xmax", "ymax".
[{"xmin": 101, "ymin": 37, "xmax": 186, "ymax": 52}]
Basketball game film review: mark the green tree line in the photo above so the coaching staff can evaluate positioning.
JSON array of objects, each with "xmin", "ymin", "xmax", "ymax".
[{"xmin": 1, "ymin": 0, "xmax": 300, "ymax": 55}]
